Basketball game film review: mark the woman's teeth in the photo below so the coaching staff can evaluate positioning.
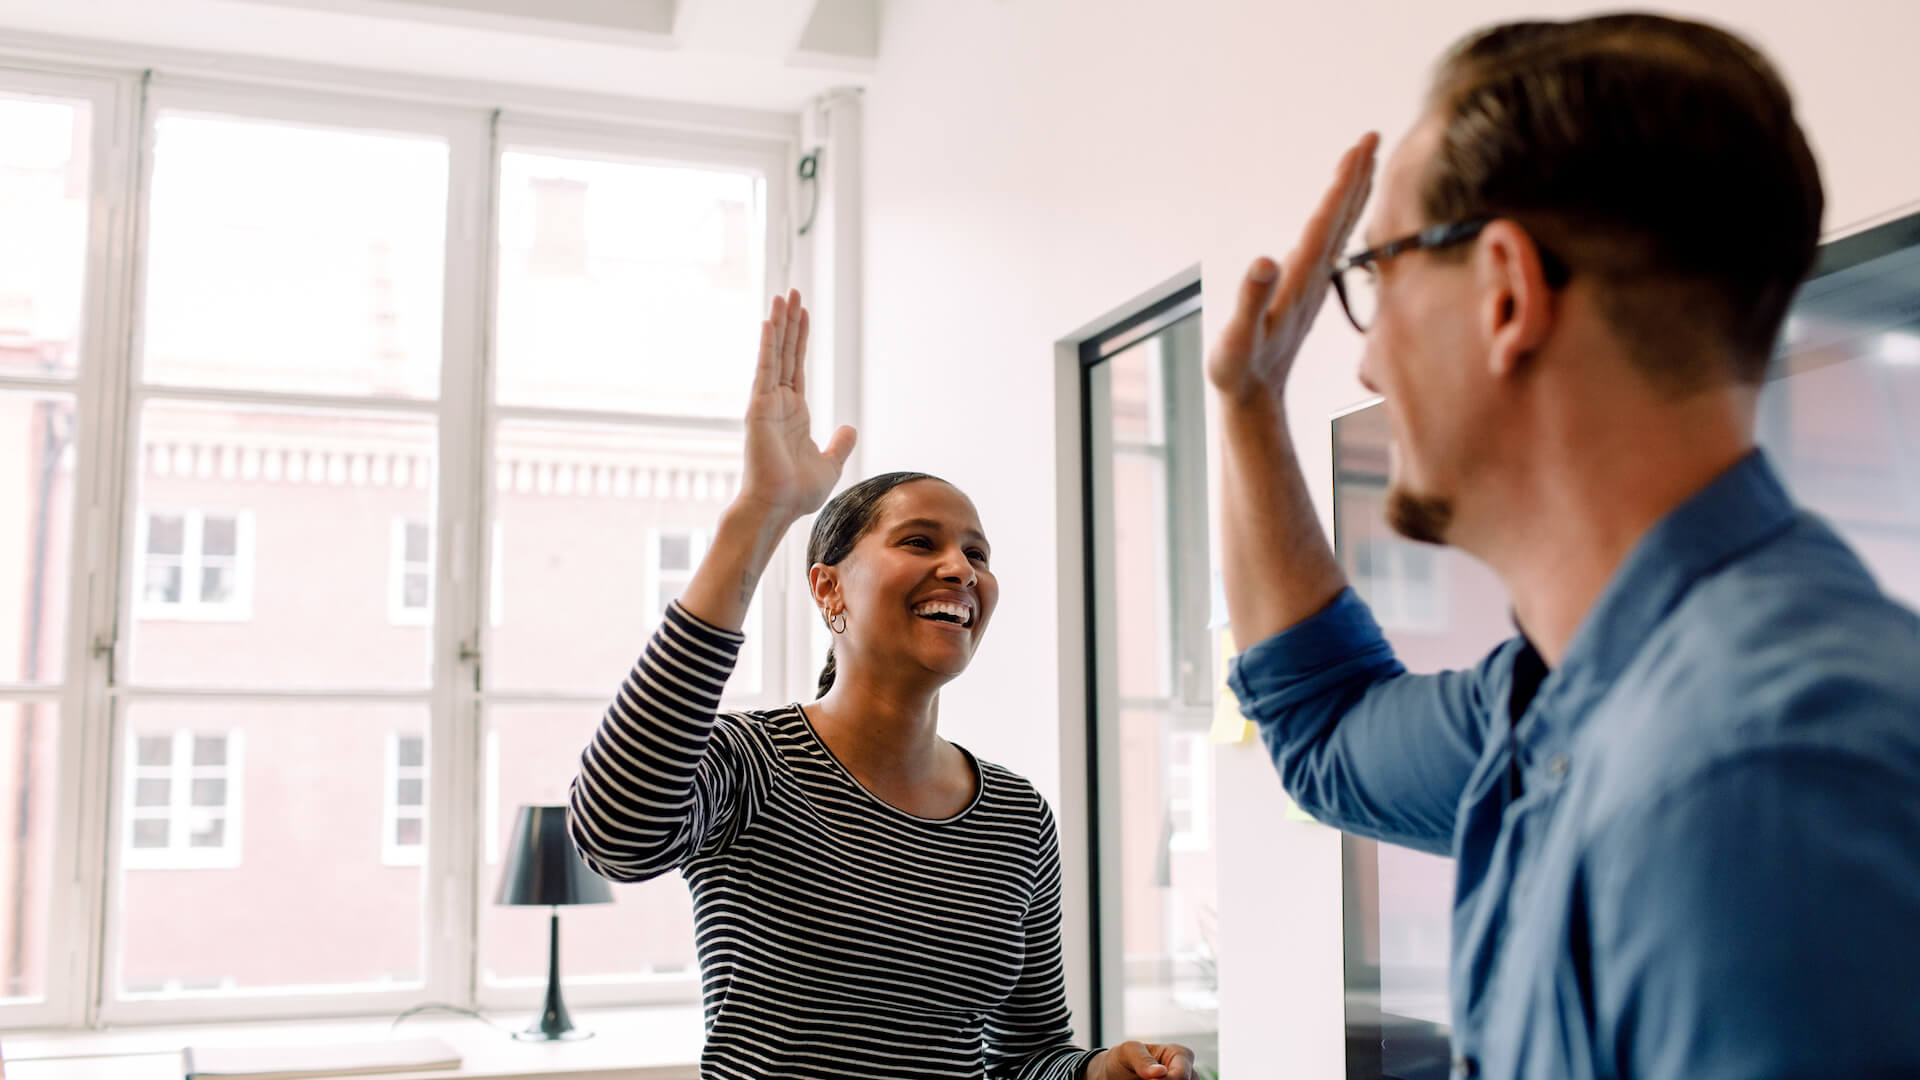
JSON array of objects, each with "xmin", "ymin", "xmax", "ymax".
[{"xmin": 912, "ymin": 601, "xmax": 970, "ymax": 625}]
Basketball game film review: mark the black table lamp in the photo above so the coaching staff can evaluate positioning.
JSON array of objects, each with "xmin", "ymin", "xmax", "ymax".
[{"xmin": 495, "ymin": 805, "xmax": 614, "ymax": 1041}]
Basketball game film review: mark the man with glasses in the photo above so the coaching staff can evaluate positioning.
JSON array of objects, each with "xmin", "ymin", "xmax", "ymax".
[{"xmin": 1209, "ymin": 14, "xmax": 1920, "ymax": 1080}]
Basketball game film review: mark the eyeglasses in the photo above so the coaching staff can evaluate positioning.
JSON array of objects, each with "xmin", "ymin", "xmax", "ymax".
[{"xmin": 1329, "ymin": 218, "xmax": 1491, "ymax": 333}]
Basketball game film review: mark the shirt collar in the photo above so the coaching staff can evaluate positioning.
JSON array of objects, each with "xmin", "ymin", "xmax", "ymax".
[{"xmin": 1531, "ymin": 449, "xmax": 1800, "ymax": 725}]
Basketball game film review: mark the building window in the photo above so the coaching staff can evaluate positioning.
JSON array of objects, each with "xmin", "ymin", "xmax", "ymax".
[
  {"xmin": 390, "ymin": 518, "xmax": 504, "ymax": 626},
  {"xmin": 383, "ymin": 733, "xmax": 427, "ymax": 866},
  {"xmin": 1167, "ymin": 732, "xmax": 1211, "ymax": 852},
  {"xmin": 645, "ymin": 528, "xmax": 760, "ymax": 695},
  {"xmin": 389, "ymin": 518, "xmax": 433, "ymax": 625},
  {"xmin": 136, "ymin": 510, "xmax": 253, "ymax": 621},
  {"xmin": 645, "ymin": 528, "xmax": 707, "ymax": 620},
  {"xmin": 125, "ymin": 731, "xmax": 243, "ymax": 869}
]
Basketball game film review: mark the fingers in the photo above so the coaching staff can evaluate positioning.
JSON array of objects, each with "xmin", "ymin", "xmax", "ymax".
[
  {"xmin": 1220, "ymin": 256, "xmax": 1282, "ymax": 365},
  {"xmin": 792, "ymin": 306, "xmax": 810, "ymax": 399},
  {"xmin": 1272, "ymin": 133, "xmax": 1378, "ymax": 326},
  {"xmin": 822, "ymin": 425, "xmax": 857, "ymax": 472},
  {"xmin": 1334, "ymin": 133, "xmax": 1380, "ymax": 245},
  {"xmin": 1152, "ymin": 1044, "xmax": 1197, "ymax": 1080},
  {"xmin": 1321, "ymin": 133, "xmax": 1379, "ymax": 271},
  {"xmin": 780, "ymin": 287, "xmax": 803, "ymax": 386},
  {"xmin": 767, "ymin": 293, "xmax": 788, "ymax": 375},
  {"xmin": 752, "ymin": 316, "xmax": 777, "ymax": 396},
  {"xmin": 1113, "ymin": 1041, "xmax": 1167, "ymax": 1078}
]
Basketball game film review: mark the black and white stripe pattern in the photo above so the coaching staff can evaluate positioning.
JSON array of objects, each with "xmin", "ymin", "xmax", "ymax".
[{"xmin": 570, "ymin": 602, "xmax": 1099, "ymax": 1080}]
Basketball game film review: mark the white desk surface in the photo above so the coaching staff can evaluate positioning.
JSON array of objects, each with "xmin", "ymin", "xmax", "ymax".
[{"xmin": 4, "ymin": 1007, "xmax": 703, "ymax": 1080}]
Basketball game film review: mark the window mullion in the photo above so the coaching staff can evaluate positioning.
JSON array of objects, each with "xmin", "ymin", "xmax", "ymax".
[
  {"xmin": 183, "ymin": 510, "xmax": 203, "ymax": 609},
  {"xmin": 419, "ymin": 106, "xmax": 497, "ymax": 1015},
  {"xmin": 169, "ymin": 730, "xmax": 190, "ymax": 852}
]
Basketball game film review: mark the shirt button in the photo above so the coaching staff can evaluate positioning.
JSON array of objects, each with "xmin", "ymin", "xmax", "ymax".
[
  {"xmin": 1548, "ymin": 754, "xmax": 1570, "ymax": 779},
  {"xmin": 1453, "ymin": 1055, "xmax": 1479, "ymax": 1078}
]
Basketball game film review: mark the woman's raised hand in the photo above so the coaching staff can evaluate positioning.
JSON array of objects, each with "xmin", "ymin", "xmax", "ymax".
[{"xmin": 737, "ymin": 289, "xmax": 857, "ymax": 523}]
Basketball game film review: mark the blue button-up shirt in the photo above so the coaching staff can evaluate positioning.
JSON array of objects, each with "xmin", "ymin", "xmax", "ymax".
[{"xmin": 1228, "ymin": 452, "xmax": 1920, "ymax": 1080}]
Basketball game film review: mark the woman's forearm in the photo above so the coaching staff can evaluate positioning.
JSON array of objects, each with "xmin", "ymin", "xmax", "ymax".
[{"xmin": 676, "ymin": 497, "xmax": 799, "ymax": 632}]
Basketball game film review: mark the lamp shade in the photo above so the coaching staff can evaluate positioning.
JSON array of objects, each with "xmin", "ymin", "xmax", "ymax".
[{"xmin": 494, "ymin": 805, "xmax": 614, "ymax": 907}]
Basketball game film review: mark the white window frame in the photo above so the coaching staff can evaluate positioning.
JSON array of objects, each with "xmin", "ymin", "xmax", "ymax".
[
  {"xmin": 132, "ymin": 508, "xmax": 255, "ymax": 622},
  {"xmin": 381, "ymin": 732, "xmax": 428, "ymax": 866},
  {"xmin": 122, "ymin": 730, "xmax": 245, "ymax": 871},
  {"xmin": 0, "ymin": 60, "xmax": 144, "ymax": 1032},
  {"xmin": 0, "ymin": 45, "xmax": 813, "ymax": 1033},
  {"xmin": 96, "ymin": 76, "xmax": 490, "ymax": 1029}
]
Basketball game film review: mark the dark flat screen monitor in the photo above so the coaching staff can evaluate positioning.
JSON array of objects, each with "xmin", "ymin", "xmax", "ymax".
[{"xmin": 1332, "ymin": 209, "xmax": 1920, "ymax": 1080}]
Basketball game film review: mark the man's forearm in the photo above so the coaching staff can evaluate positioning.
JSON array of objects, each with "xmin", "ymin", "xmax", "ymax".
[{"xmin": 1217, "ymin": 392, "xmax": 1348, "ymax": 650}]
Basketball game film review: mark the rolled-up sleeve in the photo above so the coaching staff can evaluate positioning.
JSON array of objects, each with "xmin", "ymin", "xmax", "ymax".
[{"xmin": 1228, "ymin": 588, "xmax": 1501, "ymax": 854}]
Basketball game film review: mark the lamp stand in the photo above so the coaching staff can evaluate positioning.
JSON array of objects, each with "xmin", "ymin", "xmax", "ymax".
[{"xmin": 515, "ymin": 907, "xmax": 591, "ymax": 1041}]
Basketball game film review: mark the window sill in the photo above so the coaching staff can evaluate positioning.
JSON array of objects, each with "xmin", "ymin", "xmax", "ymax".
[{"xmin": 4, "ymin": 1005, "xmax": 703, "ymax": 1080}]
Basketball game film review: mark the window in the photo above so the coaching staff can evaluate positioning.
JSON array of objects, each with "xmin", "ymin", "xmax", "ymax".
[
  {"xmin": 645, "ymin": 528, "xmax": 708, "ymax": 619},
  {"xmin": 643, "ymin": 528, "xmax": 763, "ymax": 696},
  {"xmin": 0, "ymin": 79, "xmax": 96, "ymax": 1019},
  {"xmin": 112, "ymin": 102, "xmax": 452, "ymax": 1006},
  {"xmin": 135, "ymin": 509, "xmax": 253, "ymax": 620},
  {"xmin": 480, "ymin": 143, "xmax": 783, "ymax": 1008},
  {"xmin": 124, "ymin": 731, "xmax": 243, "ymax": 870},
  {"xmin": 389, "ymin": 518, "xmax": 433, "ymax": 624},
  {"xmin": 383, "ymin": 734, "xmax": 427, "ymax": 866},
  {"xmin": 528, "ymin": 176, "xmax": 588, "ymax": 277},
  {"xmin": 483, "ymin": 731, "xmax": 500, "ymax": 865},
  {"xmin": 1080, "ymin": 282, "xmax": 1218, "ymax": 1060},
  {"xmin": 390, "ymin": 518, "xmax": 504, "ymax": 626},
  {"xmin": 1, "ymin": 59, "xmax": 796, "ymax": 1030},
  {"xmin": 1166, "ymin": 733, "xmax": 1211, "ymax": 852}
]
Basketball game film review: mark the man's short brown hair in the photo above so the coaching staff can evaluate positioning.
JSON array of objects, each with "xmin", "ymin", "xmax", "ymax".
[{"xmin": 1423, "ymin": 14, "xmax": 1824, "ymax": 388}]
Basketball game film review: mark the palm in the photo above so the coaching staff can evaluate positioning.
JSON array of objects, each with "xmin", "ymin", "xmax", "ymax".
[
  {"xmin": 1207, "ymin": 134, "xmax": 1377, "ymax": 403},
  {"xmin": 740, "ymin": 290, "xmax": 856, "ymax": 520}
]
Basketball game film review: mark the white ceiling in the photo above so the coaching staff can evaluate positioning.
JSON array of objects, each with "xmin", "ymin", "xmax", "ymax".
[{"xmin": 0, "ymin": 0, "xmax": 879, "ymax": 112}]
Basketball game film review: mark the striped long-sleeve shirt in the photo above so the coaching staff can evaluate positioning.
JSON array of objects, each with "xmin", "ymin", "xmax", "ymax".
[{"xmin": 569, "ymin": 602, "xmax": 1101, "ymax": 1080}]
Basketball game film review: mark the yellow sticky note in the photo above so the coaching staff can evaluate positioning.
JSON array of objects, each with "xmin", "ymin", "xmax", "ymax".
[
  {"xmin": 1209, "ymin": 628, "xmax": 1256, "ymax": 745},
  {"xmin": 1209, "ymin": 630, "xmax": 1321, "ymax": 822}
]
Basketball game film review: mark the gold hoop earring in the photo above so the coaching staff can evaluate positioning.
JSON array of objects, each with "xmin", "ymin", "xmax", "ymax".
[{"xmin": 829, "ymin": 611, "xmax": 846, "ymax": 634}]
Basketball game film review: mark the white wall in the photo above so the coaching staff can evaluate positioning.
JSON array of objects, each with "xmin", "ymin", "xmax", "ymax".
[{"xmin": 860, "ymin": 1, "xmax": 1920, "ymax": 1075}]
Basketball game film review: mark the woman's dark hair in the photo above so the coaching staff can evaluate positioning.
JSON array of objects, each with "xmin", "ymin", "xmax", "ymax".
[{"xmin": 807, "ymin": 471, "xmax": 942, "ymax": 695}]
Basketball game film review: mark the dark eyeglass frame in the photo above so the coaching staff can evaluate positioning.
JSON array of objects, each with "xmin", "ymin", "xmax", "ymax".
[
  {"xmin": 1329, "ymin": 218, "xmax": 1572, "ymax": 333},
  {"xmin": 1329, "ymin": 219, "xmax": 1491, "ymax": 333}
]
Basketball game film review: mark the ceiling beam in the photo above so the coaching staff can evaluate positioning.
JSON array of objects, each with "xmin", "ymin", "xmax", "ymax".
[
  {"xmin": 794, "ymin": 0, "xmax": 879, "ymax": 68},
  {"xmin": 672, "ymin": 0, "xmax": 821, "ymax": 60}
]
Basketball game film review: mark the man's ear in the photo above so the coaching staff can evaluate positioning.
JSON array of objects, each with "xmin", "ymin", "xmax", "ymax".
[{"xmin": 1475, "ymin": 220, "xmax": 1557, "ymax": 380}]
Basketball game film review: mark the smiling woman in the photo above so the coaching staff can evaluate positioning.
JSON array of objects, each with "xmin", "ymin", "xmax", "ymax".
[
  {"xmin": 803, "ymin": 471, "xmax": 995, "ymax": 701},
  {"xmin": 565, "ymin": 291, "xmax": 1195, "ymax": 1080}
]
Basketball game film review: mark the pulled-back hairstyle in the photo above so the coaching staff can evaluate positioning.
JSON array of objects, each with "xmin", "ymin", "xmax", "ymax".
[
  {"xmin": 806, "ymin": 471, "xmax": 941, "ymax": 695},
  {"xmin": 1422, "ymin": 14, "xmax": 1823, "ymax": 388}
]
